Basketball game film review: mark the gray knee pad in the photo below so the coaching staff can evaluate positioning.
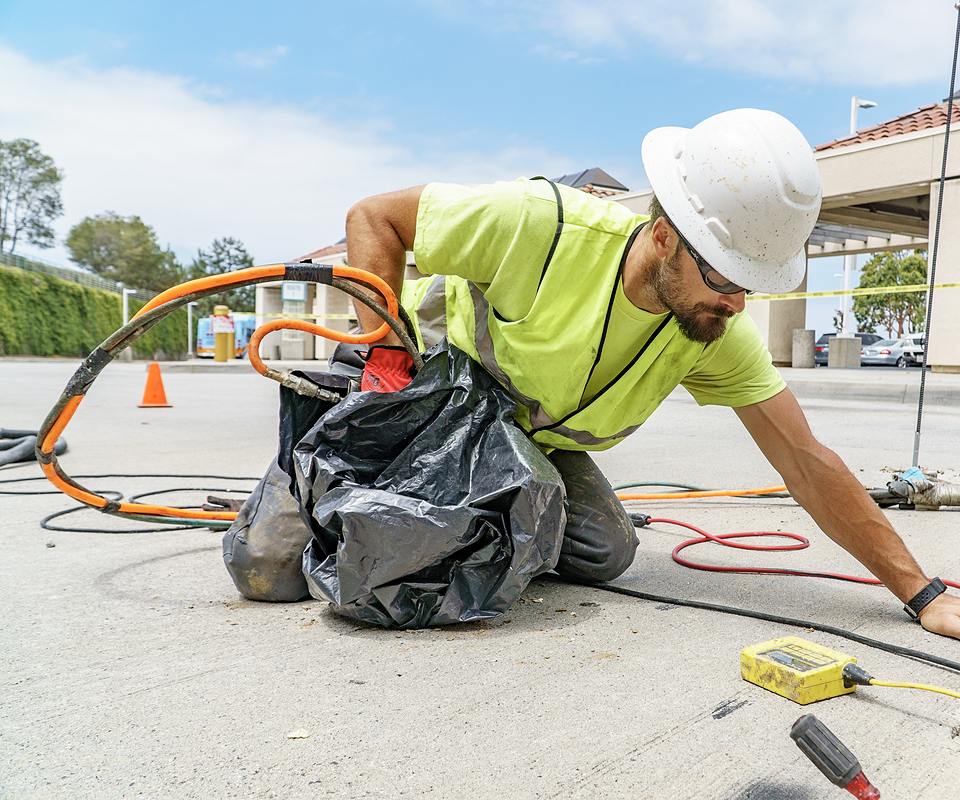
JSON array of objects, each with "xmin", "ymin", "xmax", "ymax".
[
  {"xmin": 222, "ymin": 459, "xmax": 313, "ymax": 602},
  {"xmin": 548, "ymin": 450, "xmax": 638, "ymax": 584}
]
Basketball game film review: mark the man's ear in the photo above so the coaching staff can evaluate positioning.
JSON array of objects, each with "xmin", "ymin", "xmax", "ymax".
[{"xmin": 650, "ymin": 217, "xmax": 678, "ymax": 260}]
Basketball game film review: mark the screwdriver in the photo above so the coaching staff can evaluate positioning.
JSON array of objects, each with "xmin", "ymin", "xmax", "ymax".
[{"xmin": 790, "ymin": 715, "xmax": 880, "ymax": 799}]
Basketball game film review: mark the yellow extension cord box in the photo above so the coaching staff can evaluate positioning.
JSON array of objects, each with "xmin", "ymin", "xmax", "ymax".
[{"xmin": 740, "ymin": 636, "xmax": 857, "ymax": 704}]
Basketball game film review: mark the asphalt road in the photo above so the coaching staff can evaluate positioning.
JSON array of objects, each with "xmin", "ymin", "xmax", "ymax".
[{"xmin": 2, "ymin": 360, "xmax": 959, "ymax": 799}]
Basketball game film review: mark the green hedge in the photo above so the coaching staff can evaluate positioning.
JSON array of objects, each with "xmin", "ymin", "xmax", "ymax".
[{"xmin": 0, "ymin": 265, "xmax": 187, "ymax": 359}]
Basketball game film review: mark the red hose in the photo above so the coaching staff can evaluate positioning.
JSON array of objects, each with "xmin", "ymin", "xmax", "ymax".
[{"xmin": 649, "ymin": 517, "xmax": 960, "ymax": 590}]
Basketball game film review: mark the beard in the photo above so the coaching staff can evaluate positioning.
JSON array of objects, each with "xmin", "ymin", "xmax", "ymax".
[{"xmin": 652, "ymin": 253, "xmax": 734, "ymax": 343}]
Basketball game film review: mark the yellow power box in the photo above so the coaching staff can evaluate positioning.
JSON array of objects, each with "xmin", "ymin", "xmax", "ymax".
[{"xmin": 740, "ymin": 636, "xmax": 858, "ymax": 705}]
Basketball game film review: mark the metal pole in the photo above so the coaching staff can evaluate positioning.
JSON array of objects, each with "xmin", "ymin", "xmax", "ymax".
[
  {"xmin": 187, "ymin": 302, "xmax": 196, "ymax": 358},
  {"xmin": 841, "ymin": 98, "xmax": 860, "ymax": 337},
  {"xmin": 841, "ymin": 254, "xmax": 855, "ymax": 335},
  {"xmin": 913, "ymin": 3, "xmax": 960, "ymax": 467},
  {"xmin": 120, "ymin": 287, "xmax": 136, "ymax": 361}
]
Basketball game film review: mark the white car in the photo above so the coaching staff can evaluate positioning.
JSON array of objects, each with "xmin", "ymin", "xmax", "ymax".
[{"xmin": 900, "ymin": 333, "xmax": 925, "ymax": 365}]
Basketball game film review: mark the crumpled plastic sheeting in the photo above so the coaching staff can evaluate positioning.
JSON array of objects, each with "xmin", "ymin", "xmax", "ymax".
[
  {"xmin": 222, "ymin": 457, "xmax": 314, "ymax": 602},
  {"xmin": 295, "ymin": 343, "xmax": 566, "ymax": 629},
  {"xmin": 222, "ymin": 372, "xmax": 345, "ymax": 602}
]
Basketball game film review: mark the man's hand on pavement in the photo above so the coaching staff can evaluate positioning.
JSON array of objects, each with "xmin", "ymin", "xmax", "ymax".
[
  {"xmin": 361, "ymin": 345, "xmax": 415, "ymax": 392},
  {"xmin": 919, "ymin": 593, "xmax": 960, "ymax": 639}
]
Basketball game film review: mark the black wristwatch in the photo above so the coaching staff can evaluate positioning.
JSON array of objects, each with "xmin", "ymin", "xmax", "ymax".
[{"xmin": 903, "ymin": 577, "xmax": 947, "ymax": 621}]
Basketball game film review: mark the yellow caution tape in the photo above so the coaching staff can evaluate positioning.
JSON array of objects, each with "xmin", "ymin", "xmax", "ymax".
[{"xmin": 748, "ymin": 282, "xmax": 960, "ymax": 302}]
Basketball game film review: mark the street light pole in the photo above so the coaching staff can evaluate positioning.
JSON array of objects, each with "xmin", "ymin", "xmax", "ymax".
[
  {"xmin": 841, "ymin": 96, "xmax": 877, "ymax": 335},
  {"xmin": 120, "ymin": 285, "xmax": 137, "ymax": 325},
  {"xmin": 120, "ymin": 285, "xmax": 137, "ymax": 361},
  {"xmin": 187, "ymin": 301, "xmax": 197, "ymax": 358}
]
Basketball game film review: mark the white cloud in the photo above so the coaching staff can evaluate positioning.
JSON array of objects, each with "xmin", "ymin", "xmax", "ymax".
[
  {"xmin": 476, "ymin": 0, "xmax": 957, "ymax": 86},
  {"xmin": 529, "ymin": 43, "xmax": 602, "ymax": 66},
  {"xmin": 0, "ymin": 47, "xmax": 571, "ymax": 267},
  {"xmin": 231, "ymin": 44, "xmax": 290, "ymax": 69}
]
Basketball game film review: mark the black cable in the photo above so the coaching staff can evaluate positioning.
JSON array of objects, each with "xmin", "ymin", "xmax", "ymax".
[
  {"xmin": 1, "ymin": 470, "xmax": 256, "ymax": 533},
  {"xmin": 577, "ymin": 579, "xmax": 960, "ymax": 675},
  {"xmin": 39, "ymin": 506, "xmax": 200, "ymax": 534},
  {"xmin": 126, "ymin": 487, "xmax": 251, "ymax": 504}
]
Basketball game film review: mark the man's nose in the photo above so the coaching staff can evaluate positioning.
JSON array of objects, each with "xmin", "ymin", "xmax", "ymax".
[{"xmin": 720, "ymin": 291, "xmax": 747, "ymax": 314}]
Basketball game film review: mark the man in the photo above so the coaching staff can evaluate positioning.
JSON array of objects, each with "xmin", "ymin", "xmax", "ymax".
[{"xmin": 344, "ymin": 108, "xmax": 960, "ymax": 640}]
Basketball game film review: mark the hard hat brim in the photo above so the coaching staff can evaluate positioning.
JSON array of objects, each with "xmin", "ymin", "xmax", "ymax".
[{"xmin": 641, "ymin": 125, "xmax": 807, "ymax": 295}]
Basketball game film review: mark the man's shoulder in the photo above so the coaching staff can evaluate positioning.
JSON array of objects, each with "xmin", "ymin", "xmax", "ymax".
[{"xmin": 552, "ymin": 181, "xmax": 647, "ymax": 236}]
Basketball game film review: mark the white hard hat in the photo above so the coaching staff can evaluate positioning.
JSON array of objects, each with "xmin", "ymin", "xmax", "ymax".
[{"xmin": 641, "ymin": 108, "xmax": 822, "ymax": 294}]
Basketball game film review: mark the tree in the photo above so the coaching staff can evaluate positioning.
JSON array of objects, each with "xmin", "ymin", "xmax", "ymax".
[
  {"xmin": 66, "ymin": 212, "xmax": 183, "ymax": 292},
  {"xmin": 852, "ymin": 250, "xmax": 927, "ymax": 338},
  {"xmin": 0, "ymin": 138, "xmax": 64, "ymax": 254},
  {"xmin": 188, "ymin": 237, "xmax": 256, "ymax": 315}
]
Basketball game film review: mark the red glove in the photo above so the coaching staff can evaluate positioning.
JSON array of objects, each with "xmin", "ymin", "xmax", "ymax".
[{"xmin": 360, "ymin": 346, "xmax": 415, "ymax": 392}]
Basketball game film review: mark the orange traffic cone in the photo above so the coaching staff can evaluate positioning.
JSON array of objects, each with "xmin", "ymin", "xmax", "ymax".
[{"xmin": 138, "ymin": 362, "xmax": 172, "ymax": 408}]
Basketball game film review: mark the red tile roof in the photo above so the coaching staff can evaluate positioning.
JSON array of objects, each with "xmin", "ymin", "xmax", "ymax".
[
  {"xmin": 816, "ymin": 101, "xmax": 960, "ymax": 152},
  {"xmin": 579, "ymin": 184, "xmax": 627, "ymax": 198}
]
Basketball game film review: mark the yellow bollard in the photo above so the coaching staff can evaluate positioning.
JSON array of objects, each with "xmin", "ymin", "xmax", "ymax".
[{"xmin": 212, "ymin": 305, "xmax": 234, "ymax": 362}]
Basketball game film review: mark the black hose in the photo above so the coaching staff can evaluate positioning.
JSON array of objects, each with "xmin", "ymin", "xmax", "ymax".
[
  {"xmin": 576, "ymin": 578, "xmax": 960, "ymax": 675},
  {"xmin": 0, "ymin": 429, "xmax": 66, "ymax": 467}
]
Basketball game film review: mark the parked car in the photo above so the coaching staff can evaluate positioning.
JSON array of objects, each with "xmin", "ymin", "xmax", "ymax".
[
  {"xmin": 861, "ymin": 338, "xmax": 913, "ymax": 368},
  {"xmin": 814, "ymin": 332, "xmax": 883, "ymax": 366},
  {"xmin": 900, "ymin": 332, "xmax": 925, "ymax": 365}
]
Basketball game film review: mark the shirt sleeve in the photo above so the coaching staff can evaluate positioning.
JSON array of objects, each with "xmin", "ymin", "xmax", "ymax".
[
  {"xmin": 680, "ymin": 312, "xmax": 786, "ymax": 407},
  {"xmin": 413, "ymin": 179, "xmax": 560, "ymax": 320}
]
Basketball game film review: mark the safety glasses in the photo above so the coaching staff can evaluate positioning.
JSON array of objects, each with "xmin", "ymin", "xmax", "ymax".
[{"xmin": 666, "ymin": 218, "xmax": 752, "ymax": 295}]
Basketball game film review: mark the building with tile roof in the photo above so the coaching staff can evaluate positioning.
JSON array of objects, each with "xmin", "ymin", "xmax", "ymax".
[{"xmin": 815, "ymin": 97, "xmax": 960, "ymax": 152}]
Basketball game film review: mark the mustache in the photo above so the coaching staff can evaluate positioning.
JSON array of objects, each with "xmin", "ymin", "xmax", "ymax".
[{"xmin": 692, "ymin": 303, "xmax": 735, "ymax": 318}]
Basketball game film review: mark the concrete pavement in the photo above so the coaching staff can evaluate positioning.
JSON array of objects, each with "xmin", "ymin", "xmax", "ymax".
[{"xmin": 2, "ymin": 359, "xmax": 959, "ymax": 799}]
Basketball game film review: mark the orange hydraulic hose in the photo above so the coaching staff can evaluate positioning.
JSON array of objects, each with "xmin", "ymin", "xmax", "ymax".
[
  {"xmin": 39, "ymin": 458, "xmax": 238, "ymax": 520},
  {"xmin": 617, "ymin": 485, "xmax": 788, "ymax": 501},
  {"xmin": 134, "ymin": 264, "xmax": 286, "ymax": 318},
  {"xmin": 248, "ymin": 319, "xmax": 386, "ymax": 376},
  {"xmin": 40, "ymin": 395, "xmax": 83, "ymax": 456},
  {"xmin": 133, "ymin": 264, "xmax": 399, "ymax": 320},
  {"xmin": 40, "ymin": 262, "xmax": 404, "ymax": 525}
]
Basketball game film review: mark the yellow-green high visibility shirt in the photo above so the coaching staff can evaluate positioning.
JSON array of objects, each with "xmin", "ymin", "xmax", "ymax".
[{"xmin": 405, "ymin": 179, "xmax": 785, "ymax": 450}]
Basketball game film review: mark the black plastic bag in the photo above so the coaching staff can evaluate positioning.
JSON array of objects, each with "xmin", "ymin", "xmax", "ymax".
[
  {"xmin": 222, "ymin": 367, "xmax": 356, "ymax": 602},
  {"xmin": 295, "ymin": 342, "xmax": 566, "ymax": 628}
]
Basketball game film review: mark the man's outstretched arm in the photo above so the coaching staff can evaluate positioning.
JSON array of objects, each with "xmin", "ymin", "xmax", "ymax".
[{"xmin": 734, "ymin": 387, "xmax": 960, "ymax": 640}]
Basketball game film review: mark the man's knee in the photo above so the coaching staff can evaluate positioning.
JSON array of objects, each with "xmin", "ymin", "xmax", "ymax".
[
  {"xmin": 548, "ymin": 449, "xmax": 639, "ymax": 584},
  {"xmin": 554, "ymin": 515, "xmax": 638, "ymax": 583}
]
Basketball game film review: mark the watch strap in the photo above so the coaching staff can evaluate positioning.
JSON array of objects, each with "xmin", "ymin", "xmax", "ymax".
[{"xmin": 903, "ymin": 577, "xmax": 947, "ymax": 620}]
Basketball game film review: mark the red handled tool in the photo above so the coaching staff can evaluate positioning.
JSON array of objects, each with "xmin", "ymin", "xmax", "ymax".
[{"xmin": 790, "ymin": 715, "xmax": 880, "ymax": 799}]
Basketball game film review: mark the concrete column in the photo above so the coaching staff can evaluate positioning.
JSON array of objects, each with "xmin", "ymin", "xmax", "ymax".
[
  {"xmin": 927, "ymin": 178, "xmax": 960, "ymax": 372},
  {"xmin": 792, "ymin": 329, "xmax": 815, "ymax": 368},
  {"xmin": 255, "ymin": 285, "xmax": 283, "ymax": 361},
  {"xmin": 303, "ymin": 284, "xmax": 316, "ymax": 360},
  {"xmin": 746, "ymin": 270, "xmax": 808, "ymax": 367},
  {"xmin": 318, "ymin": 281, "xmax": 353, "ymax": 360},
  {"xmin": 828, "ymin": 335, "xmax": 861, "ymax": 368}
]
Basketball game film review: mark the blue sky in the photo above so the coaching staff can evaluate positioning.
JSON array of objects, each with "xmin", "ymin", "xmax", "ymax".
[{"xmin": 1, "ymin": 1, "xmax": 956, "ymax": 335}]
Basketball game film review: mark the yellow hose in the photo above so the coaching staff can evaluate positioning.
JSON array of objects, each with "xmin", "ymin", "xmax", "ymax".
[{"xmin": 869, "ymin": 678, "xmax": 960, "ymax": 700}]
